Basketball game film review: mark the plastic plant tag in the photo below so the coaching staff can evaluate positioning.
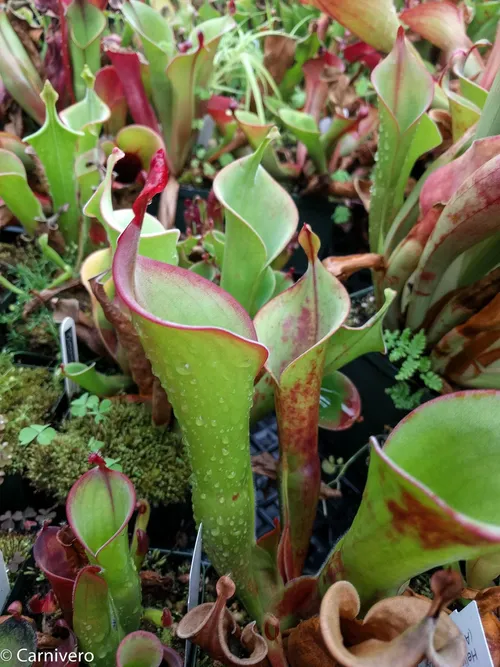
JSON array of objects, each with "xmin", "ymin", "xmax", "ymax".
[
  {"xmin": 184, "ymin": 523, "xmax": 203, "ymax": 667},
  {"xmin": 418, "ymin": 601, "xmax": 493, "ymax": 667},
  {"xmin": 60, "ymin": 317, "xmax": 79, "ymax": 398},
  {"xmin": 0, "ymin": 550, "xmax": 10, "ymax": 611}
]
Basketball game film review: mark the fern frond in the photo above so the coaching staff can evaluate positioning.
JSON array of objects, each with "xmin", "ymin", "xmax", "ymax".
[
  {"xmin": 386, "ymin": 382, "xmax": 425, "ymax": 411},
  {"xmin": 420, "ymin": 371, "xmax": 443, "ymax": 392},
  {"xmin": 417, "ymin": 357, "xmax": 431, "ymax": 373},
  {"xmin": 407, "ymin": 329, "xmax": 426, "ymax": 358},
  {"xmin": 396, "ymin": 356, "xmax": 420, "ymax": 381}
]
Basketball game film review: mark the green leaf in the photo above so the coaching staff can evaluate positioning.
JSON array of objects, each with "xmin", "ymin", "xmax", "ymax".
[
  {"xmin": 235, "ymin": 110, "xmax": 298, "ymax": 180},
  {"xmin": 447, "ymin": 89, "xmax": 482, "ymax": 142},
  {"xmin": 319, "ymin": 391, "xmax": 500, "ymax": 606},
  {"xmin": 322, "ymin": 456, "xmax": 337, "ymax": 475},
  {"xmin": 396, "ymin": 356, "xmax": 420, "ymax": 381},
  {"xmin": 86, "ymin": 394, "xmax": 100, "ymax": 411},
  {"xmin": 73, "ymin": 566, "xmax": 124, "ymax": 667},
  {"xmin": 60, "ymin": 67, "xmax": 111, "ymax": 155},
  {"xmin": 421, "ymin": 370, "xmax": 442, "ymax": 392},
  {"xmin": 386, "ymin": 382, "xmax": 424, "ymax": 411},
  {"xmin": 62, "ymin": 362, "xmax": 133, "ymax": 396},
  {"xmin": 0, "ymin": 149, "xmax": 45, "ymax": 235},
  {"xmin": 163, "ymin": 16, "xmax": 235, "ymax": 174},
  {"xmin": 202, "ymin": 230, "xmax": 225, "ymax": 268},
  {"xmin": 279, "ymin": 108, "xmax": 327, "ymax": 174},
  {"xmin": 331, "ymin": 169, "xmax": 351, "ymax": 182},
  {"xmin": 37, "ymin": 426, "xmax": 56, "ymax": 445},
  {"xmin": 68, "ymin": 466, "xmax": 141, "ymax": 634},
  {"xmin": 99, "ymin": 399, "xmax": 112, "ymax": 413},
  {"xmin": 369, "ymin": 28, "xmax": 436, "ymax": 254},
  {"xmin": 213, "ymin": 131, "xmax": 299, "ymax": 316},
  {"xmin": 280, "ymin": 32, "xmax": 320, "ymax": 100},
  {"xmin": 19, "ymin": 425, "xmax": 43, "ymax": 445},
  {"xmin": 0, "ymin": 9, "xmax": 44, "ymax": 124},
  {"xmin": 355, "ymin": 76, "xmax": 372, "ymax": 97},
  {"xmin": 89, "ymin": 436, "xmax": 104, "ymax": 452},
  {"xmin": 18, "ymin": 424, "xmax": 55, "ymax": 445},
  {"xmin": 84, "ymin": 148, "xmax": 180, "ymax": 263},
  {"xmin": 105, "ymin": 458, "xmax": 122, "ymax": 472},
  {"xmin": 459, "ymin": 76, "xmax": 488, "ymax": 110},
  {"xmin": 332, "ymin": 205, "xmax": 351, "ymax": 225},
  {"xmin": 25, "ymin": 81, "xmax": 83, "ymax": 246},
  {"xmin": 66, "ymin": 0, "xmax": 107, "ymax": 101},
  {"xmin": 189, "ymin": 260, "xmax": 217, "ymax": 280}
]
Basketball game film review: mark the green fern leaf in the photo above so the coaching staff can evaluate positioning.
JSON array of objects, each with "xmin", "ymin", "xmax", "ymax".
[
  {"xmin": 396, "ymin": 356, "xmax": 420, "ymax": 381},
  {"xmin": 407, "ymin": 329, "xmax": 426, "ymax": 358},
  {"xmin": 420, "ymin": 371, "xmax": 443, "ymax": 392}
]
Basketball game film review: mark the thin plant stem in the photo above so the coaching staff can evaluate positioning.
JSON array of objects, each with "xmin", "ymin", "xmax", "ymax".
[{"xmin": 327, "ymin": 443, "xmax": 370, "ymax": 489}]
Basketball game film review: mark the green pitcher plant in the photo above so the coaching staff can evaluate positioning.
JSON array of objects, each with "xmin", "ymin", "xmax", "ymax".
[
  {"xmin": 323, "ymin": 25, "xmax": 500, "ymax": 391},
  {"xmin": 176, "ymin": 390, "xmax": 500, "ymax": 665},
  {"xmin": 120, "ymin": 0, "xmax": 235, "ymax": 176},
  {"xmin": 62, "ymin": 147, "xmax": 180, "ymax": 405},
  {"xmin": 110, "ymin": 145, "xmax": 396, "ymax": 624},
  {"xmin": 12, "ymin": 457, "xmax": 184, "ymax": 667},
  {"xmin": 0, "ymin": 75, "xmax": 106, "ymax": 249}
]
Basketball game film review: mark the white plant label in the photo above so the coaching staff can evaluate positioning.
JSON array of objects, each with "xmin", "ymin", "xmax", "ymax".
[
  {"xmin": 419, "ymin": 601, "xmax": 493, "ymax": 667},
  {"xmin": 60, "ymin": 317, "xmax": 79, "ymax": 398},
  {"xmin": 0, "ymin": 550, "xmax": 10, "ymax": 612}
]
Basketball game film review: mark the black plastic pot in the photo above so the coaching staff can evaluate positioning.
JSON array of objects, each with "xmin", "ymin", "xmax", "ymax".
[
  {"xmin": 251, "ymin": 414, "xmax": 365, "ymax": 574},
  {"xmin": 0, "ymin": 225, "xmax": 24, "ymax": 244}
]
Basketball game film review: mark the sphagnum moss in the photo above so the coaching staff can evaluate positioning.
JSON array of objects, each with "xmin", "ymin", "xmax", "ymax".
[
  {"xmin": 0, "ymin": 532, "xmax": 34, "ymax": 584},
  {"xmin": 24, "ymin": 401, "xmax": 191, "ymax": 505},
  {"xmin": 0, "ymin": 354, "xmax": 60, "ymax": 466}
]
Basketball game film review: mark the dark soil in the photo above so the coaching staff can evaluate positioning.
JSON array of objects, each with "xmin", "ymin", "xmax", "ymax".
[{"xmin": 346, "ymin": 288, "xmax": 376, "ymax": 327}]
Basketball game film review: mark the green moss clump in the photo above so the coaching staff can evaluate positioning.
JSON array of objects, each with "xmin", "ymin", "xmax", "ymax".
[
  {"xmin": 24, "ymin": 401, "xmax": 191, "ymax": 506},
  {"xmin": 0, "ymin": 354, "xmax": 60, "ymax": 469},
  {"xmin": 0, "ymin": 532, "xmax": 34, "ymax": 584}
]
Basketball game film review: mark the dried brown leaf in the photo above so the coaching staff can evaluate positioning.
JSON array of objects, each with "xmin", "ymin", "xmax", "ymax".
[
  {"xmin": 10, "ymin": 16, "xmax": 44, "ymax": 77},
  {"xmin": 22, "ymin": 278, "xmax": 81, "ymax": 317},
  {"xmin": 177, "ymin": 576, "xmax": 268, "ymax": 666},
  {"xmin": 313, "ymin": 576, "xmax": 465, "ymax": 667},
  {"xmin": 91, "ymin": 277, "xmax": 155, "ymax": 396},
  {"xmin": 263, "ymin": 35, "xmax": 296, "ymax": 86},
  {"xmin": 322, "ymin": 254, "xmax": 385, "ymax": 282}
]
